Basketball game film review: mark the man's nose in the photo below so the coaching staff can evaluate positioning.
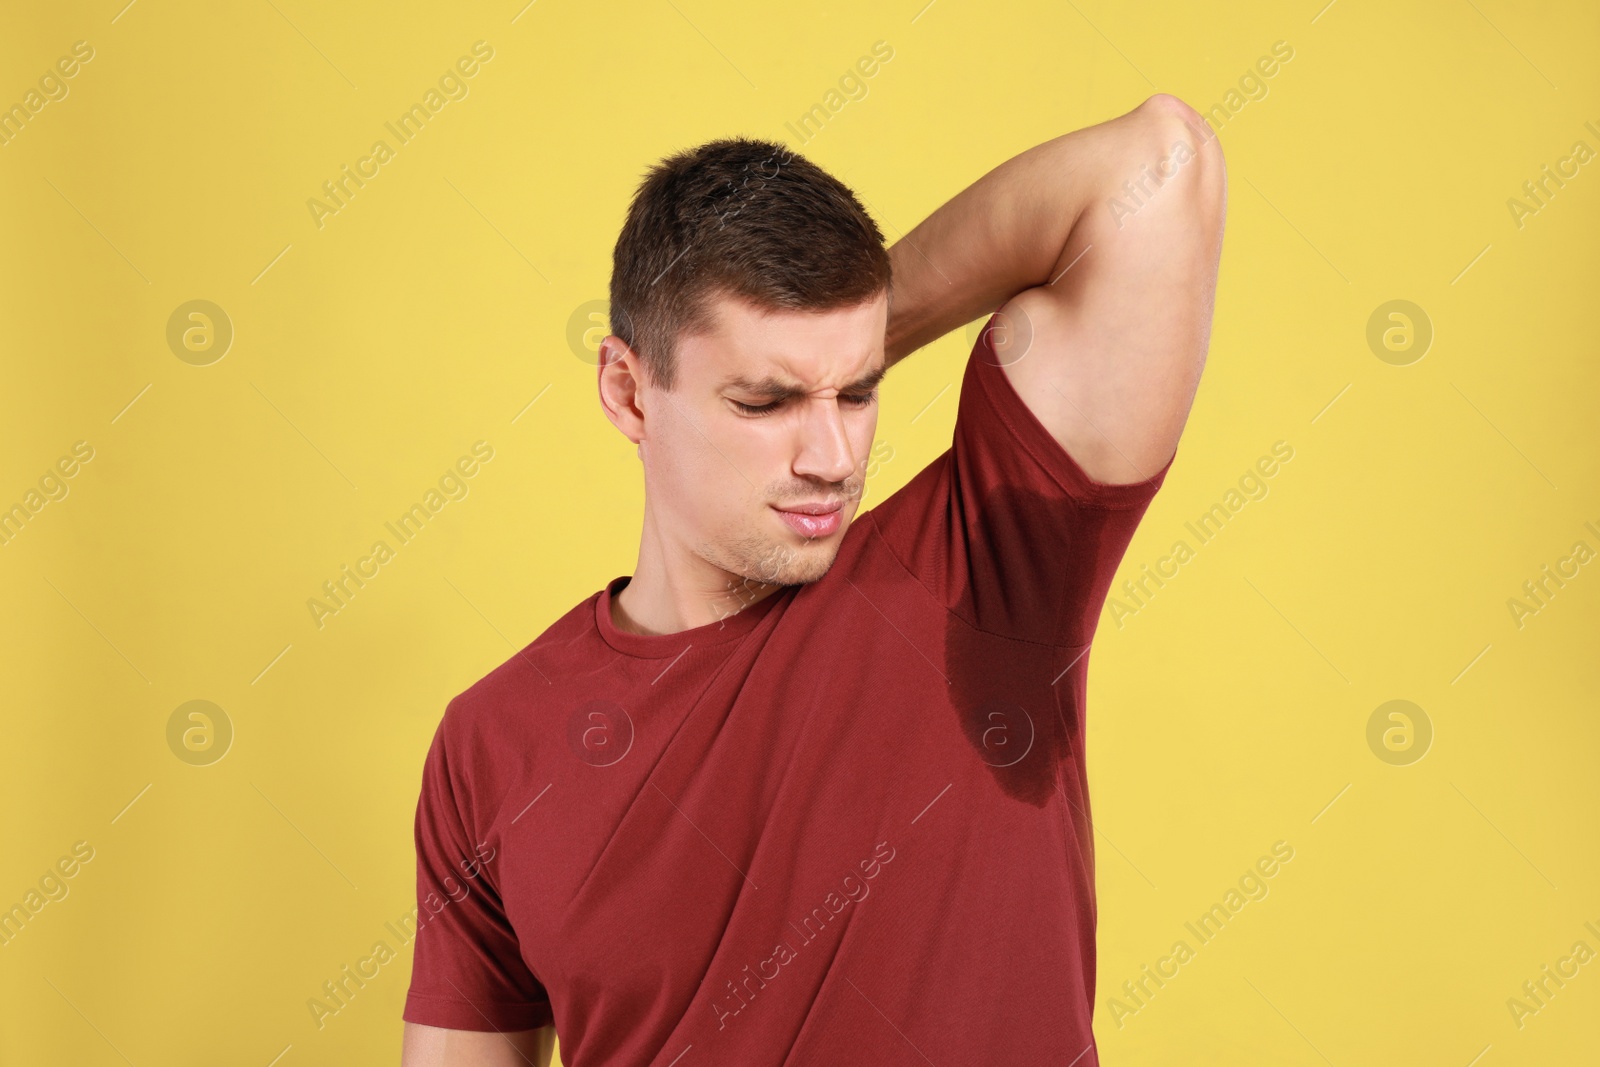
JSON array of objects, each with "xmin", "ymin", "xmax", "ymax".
[{"xmin": 792, "ymin": 397, "xmax": 859, "ymax": 484}]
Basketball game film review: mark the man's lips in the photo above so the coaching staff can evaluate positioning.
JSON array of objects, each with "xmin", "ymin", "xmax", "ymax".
[
  {"xmin": 775, "ymin": 500, "xmax": 843, "ymax": 516},
  {"xmin": 772, "ymin": 501, "xmax": 844, "ymax": 538}
]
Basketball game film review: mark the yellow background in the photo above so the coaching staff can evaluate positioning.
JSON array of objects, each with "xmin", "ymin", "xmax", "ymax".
[{"xmin": 2, "ymin": 0, "xmax": 1596, "ymax": 1063}]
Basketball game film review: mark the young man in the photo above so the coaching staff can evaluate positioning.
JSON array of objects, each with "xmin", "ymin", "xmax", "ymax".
[{"xmin": 401, "ymin": 93, "xmax": 1224, "ymax": 1066}]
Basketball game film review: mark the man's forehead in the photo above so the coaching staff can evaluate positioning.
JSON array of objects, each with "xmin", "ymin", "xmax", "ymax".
[{"xmin": 693, "ymin": 292, "xmax": 887, "ymax": 391}]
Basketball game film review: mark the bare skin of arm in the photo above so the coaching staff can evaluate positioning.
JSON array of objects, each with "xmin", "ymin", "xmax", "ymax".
[
  {"xmin": 883, "ymin": 93, "xmax": 1226, "ymax": 484},
  {"xmin": 400, "ymin": 1022, "xmax": 556, "ymax": 1067}
]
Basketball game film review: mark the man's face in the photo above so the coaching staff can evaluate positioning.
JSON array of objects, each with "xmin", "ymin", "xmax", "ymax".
[{"xmin": 611, "ymin": 289, "xmax": 887, "ymax": 590}]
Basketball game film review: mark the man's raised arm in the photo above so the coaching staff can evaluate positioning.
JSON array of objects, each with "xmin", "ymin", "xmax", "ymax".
[{"xmin": 883, "ymin": 93, "xmax": 1226, "ymax": 485}]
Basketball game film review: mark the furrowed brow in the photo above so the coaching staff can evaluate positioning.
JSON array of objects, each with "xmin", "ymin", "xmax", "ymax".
[
  {"xmin": 720, "ymin": 374, "xmax": 805, "ymax": 401},
  {"xmin": 721, "ymin": 364, "xmax": 887, "ymax": 400},
  {"xmin": 850, "ymin": 364, "xmax": 889, "ymax": 393}
]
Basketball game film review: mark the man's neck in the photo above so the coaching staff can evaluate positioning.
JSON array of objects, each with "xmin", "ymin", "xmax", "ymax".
[{"xmin": 610, "ymin": 562, "xmax": 784, "ymax": 637}]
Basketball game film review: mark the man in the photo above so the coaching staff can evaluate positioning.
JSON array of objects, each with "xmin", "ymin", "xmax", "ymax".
[{"xmin": 402, "ymin": 92, "xmax": 1224, "ymax": 1065}]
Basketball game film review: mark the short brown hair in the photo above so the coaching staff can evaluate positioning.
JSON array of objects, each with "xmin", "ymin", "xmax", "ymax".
[{"xmin": 609, "ymin": 137, "xmax": 891, "ymax": 391}]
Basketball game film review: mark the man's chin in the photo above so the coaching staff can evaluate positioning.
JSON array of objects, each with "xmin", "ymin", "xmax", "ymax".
[
  {"xmin": 758, "ymin": 535, "xmax": 845, "ymax": 587},
  {"xmin": 779, "ymin": 557, "xmax": 836, "ymax": 585}
]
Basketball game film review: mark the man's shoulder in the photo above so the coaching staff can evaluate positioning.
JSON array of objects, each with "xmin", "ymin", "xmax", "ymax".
[{"xmin": 439, "ymin": 585, "xmax": 605, "ymax": 741}]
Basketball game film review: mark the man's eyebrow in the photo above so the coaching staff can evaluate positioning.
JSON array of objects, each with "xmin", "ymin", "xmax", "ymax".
[{"xmin": 720, "ymin": 363, "xmax": 888, "ymax": 400}]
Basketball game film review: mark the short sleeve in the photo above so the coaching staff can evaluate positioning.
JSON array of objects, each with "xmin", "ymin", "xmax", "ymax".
[
  {"xmin": 868, "ymin": 316, "xmax": 1174, "ymax": 647},
  {"xmin": 402, "ymin": 702, "xmax": 554, "ymax": 1031}
]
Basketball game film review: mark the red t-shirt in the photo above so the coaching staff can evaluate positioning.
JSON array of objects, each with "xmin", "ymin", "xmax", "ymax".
[{"xmin": 403, "ymin": 322, "xmax": 1174, "ymax": 1064}]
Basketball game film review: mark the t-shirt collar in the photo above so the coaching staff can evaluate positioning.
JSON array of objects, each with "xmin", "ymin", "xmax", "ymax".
[{"xmin": 595, "ymin": 574, "xmax": 791, "ymax": 658}]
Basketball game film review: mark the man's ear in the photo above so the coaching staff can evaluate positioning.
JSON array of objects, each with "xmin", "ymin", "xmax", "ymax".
[{"xmin": 597, "ymin": 336, "xmax": 646, "ymax": 447}]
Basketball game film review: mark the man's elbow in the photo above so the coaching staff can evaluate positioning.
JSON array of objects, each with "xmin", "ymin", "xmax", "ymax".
[
  {"xmin": 1137, "ymin": 93, "xmax": 1216, "ymax": 151},
  {"xmin": 1131, "ymin": 93, "xmax": 1227, "ymax": 226}
]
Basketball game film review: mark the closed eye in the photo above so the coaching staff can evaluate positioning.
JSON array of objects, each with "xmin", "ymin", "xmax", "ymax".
[{"xmin": 730, "ymin": 392, "xmax": 876, "ymax": 418}]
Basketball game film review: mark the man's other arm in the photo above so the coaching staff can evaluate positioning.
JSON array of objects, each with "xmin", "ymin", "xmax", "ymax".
[
  {"xmin": 884, "ymin": 94, "xmax": 1225, "ymax": 484},
  {"xmin": 401, "ymin": 1021, "xmax": 556, "ymax": 1066}
]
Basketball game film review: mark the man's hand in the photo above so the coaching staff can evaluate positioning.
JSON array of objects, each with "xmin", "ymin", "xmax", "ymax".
[{"xmin": 884, "ymin": 94, "xmax": 1226, "ymax": 484}]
